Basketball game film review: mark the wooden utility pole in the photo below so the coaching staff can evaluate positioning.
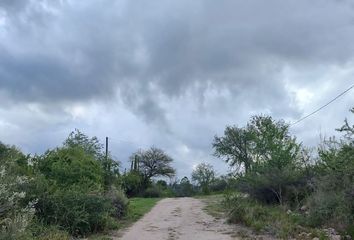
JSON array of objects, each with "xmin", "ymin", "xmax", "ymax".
[
  {"xmin": 105, "ymin": 137, "xmax": 108, "ymax": 160},
  {"xmin": 105, "ymin": 137, "xmax": 109, "ymax": 171}
]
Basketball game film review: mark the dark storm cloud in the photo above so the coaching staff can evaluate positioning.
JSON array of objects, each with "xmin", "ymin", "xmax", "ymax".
[
  {"xmin": 1, "ymin": 0, "xmax": 354, "ymax": 124},
  {"xmin": 0, "ymin": 0, "xmax": 28, "ymax": 12}
]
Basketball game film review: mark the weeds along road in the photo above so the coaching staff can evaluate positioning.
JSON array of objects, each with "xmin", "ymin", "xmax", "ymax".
[{"xmin": 117, "ymin": 197, "xmax": 266, "ymax": 240}]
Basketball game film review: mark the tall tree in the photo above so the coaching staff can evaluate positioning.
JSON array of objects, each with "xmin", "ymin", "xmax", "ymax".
[
  {"xmin": 213, "ymin": 126, "xmax": 253, "ymax": 173},
  {"xmin": 191, "ymin": 163, "xmax": 215, "ymax": 194},
  {"xmin": 213, "ymin": 115, "xmax": 300, "ymax": 174},
  {"xmin": 134, "ymin": 147, "xmax": 176, "ymax": 184},
  {"xmin": 214, "ymin": 115, "xmax": 302, "ymax": 204},
  {"xmin": 248, "ymin": 115, "xmax": 300, "ymax": 169}
]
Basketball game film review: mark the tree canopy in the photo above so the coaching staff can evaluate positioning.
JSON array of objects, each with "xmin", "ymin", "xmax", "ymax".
[
  {"xmin": 191, "ymin": 163, "xmax": 215, "ymax": 194},
  {"xmin": 213, "ymin": 115, "xmax": 300, "ymax": 174},
  {"xmin": 133, "ymin": 147, "xmax": 176, "ymax": 183}
]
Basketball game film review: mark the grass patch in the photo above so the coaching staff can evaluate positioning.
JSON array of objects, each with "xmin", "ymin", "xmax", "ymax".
[
  {"xmin": 222, "ymin": 193, "xmax": 328, "ymax": 239},
  {"xmin": 200, "ymin": 193, "xmax": 329, "ymax": 239},
  {"xmin": 87, "ymin": 197, "xmax": 161, "ymax": 240},
  {"xmin": 196, "ymin": 194, "xmax": 225, "ymax": 219},
  {"xmin": 123, "ymin": 198, "xmax": 161, "ymax": 225}
]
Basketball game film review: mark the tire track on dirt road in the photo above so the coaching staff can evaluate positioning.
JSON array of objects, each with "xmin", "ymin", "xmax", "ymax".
[{"xmin": 117, "ymin": 197, "xmax": 271, "ymax": 240}]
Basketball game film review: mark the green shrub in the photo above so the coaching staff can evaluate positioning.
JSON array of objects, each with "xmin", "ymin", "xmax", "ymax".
[
  {"xmin": 143, "ymin": 186, "xmax": 162, "ymax": 198},
  {"xmin": 35, "ymin": 147, "xmax": 104, "ymax": 191},
  {"xmin": 105, "ymin": 186, "xmax": 129, "ymax": 219},
  {"xmin": 121, "ymin": 172, "xmax": 144, "ymax": 197},
  {"xmin": 172, "ymin": 177, "xmax": 194, "ymax": 197},
  {"xmin": 237, "ymin": 165, "xmax": 311, "ymax": 206},
  {"xmin": 35, "ymin": 190, "xmax": 112, "ymax": 236},
  {"xmin": 306, "ymin": 127, "xmax": 354, "ymax": 235},
  {"xmin": 210, "ymin": 177, "xmax": 228, "ymax": 193},
  {"xmin": 223, "ymin": 193, "xmax": 316, "ymax": 238},
  {"xmin": 161, "ymin": 188, "xmax": 176, "ymax": 197},
  {"xmin": 29, "ymin": 223, "xmax": 70, "ymax": 240},
  {"xmin": 0, "ymin": 142, "xmax": 34, "ymax": 240},
  {"xmin": 307, "ymin": 190, "xmax": 350, "ymax": 228},
  {"xmin": 31, "ymin": 144, "xmax": 118, "ymax": 236}
]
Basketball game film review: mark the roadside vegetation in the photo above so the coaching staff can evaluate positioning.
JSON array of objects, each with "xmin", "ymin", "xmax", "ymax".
[
  {"xmin": 210, "ymin": 107, "xmax": 354, "ymax": 239},
  {"xmin": 0, "ymin": 126, "xmax": 223, "ymax": 239},
  {"xmin": 88, "ymin": 197, "xmax": 160, "ymax": 240},
  {"xmin": 0, "ymin": 130, "xmax": 172, "ymax": 239},
  {"xmin": 1, "ymin": 108, "xmax": 353, "ymax": 239}
]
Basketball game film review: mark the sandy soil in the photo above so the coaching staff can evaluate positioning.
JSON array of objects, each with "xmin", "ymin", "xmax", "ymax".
[{"xmin": 117, "ymin": 197, "xmax": 274, "ymax": 240}]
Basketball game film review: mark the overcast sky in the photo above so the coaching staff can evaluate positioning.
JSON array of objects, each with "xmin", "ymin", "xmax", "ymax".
[{"xmin": 0, "ymin": 0, "xmax": 353, "ymax": 178}]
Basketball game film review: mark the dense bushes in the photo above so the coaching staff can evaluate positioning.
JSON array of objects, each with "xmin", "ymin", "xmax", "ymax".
[
  {"xmin": 306, "ymin": 129, "xmax": 354, "ymax": 234},
  {"xmin": 0, "ymin": 143, "xmax": 34, "ymax": 240},
  {"xmin": 0, "ymin": 130, "xmax": 177, "ymax": 238},
  {"xmin": 36, "ymin": 190, "xmax": 112, "ymax": 235},
  {"xmin": 209, "ymin": 177, "xmax": 228, "ymax": 193},
  {"xmin": 1, "ymin": 130, "xmax": 130, "ymax": 238},
  {"xmin": 172, "ymin": 177, "xmax": 194, "ymax": 197},
  {"xmin": 143, "ymin": 186, "xmax": 163, "ymax": 198},
  {"xmin": 214, "ymin": 115, "xmax": 307, "ymax": 205},
  {"xmin": 35, "ymin": 147, "xmax": 105, "ymax": 190},
  {"xmin": 29, "ymin": 224, "xmax": 70, "ymax": 240},
  {"xmin": 237, "ymin": 164, "xmax": 311, "ymax": 205},
  {"xmin": 223, "ymin": 193, "xmax": 324, "ymax": 239},
  {"xmin": 216, "ymin": 109, "xmax": 354, "ymax": 237},
  {"xmin": 30, "ymin": 145, "xmax": 116, "ymax": 236},
  {"xmin": 106, "ymin": 186, "xmax": 129, "ymax": 219},
  {"xmin": 121, "ymin": 171, "xmax": 144, "ymax": 197}
]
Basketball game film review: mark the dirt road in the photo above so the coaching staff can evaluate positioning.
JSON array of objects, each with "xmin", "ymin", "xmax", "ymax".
[{"xmin": 118, "ymin": 197, "xmax": 243, "ymax": 240}]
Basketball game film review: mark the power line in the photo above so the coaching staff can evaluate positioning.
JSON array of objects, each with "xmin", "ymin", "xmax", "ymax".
[{"xmin": 291, "ymin": 83, "xmax": 354, "ymax": 126}]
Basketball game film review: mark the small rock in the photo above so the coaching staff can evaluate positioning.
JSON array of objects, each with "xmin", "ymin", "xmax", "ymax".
[
  {"xmin": 300, "ymin": 205, "xmax": 308, "ymax": 211},
  {"xmin": 286, "ymin": 209, "xmax": 292, "ymax": 214},
  {"xmin": 312, "ymin": 238, "xmax": 319, "ymax": 240},
  {"xmin": 328, "ymin": 228, "xmax": 337, "ymax": 235},
  {"xmin": 331, "ymin": 235, "xmax": 341, "ymax": 240}
]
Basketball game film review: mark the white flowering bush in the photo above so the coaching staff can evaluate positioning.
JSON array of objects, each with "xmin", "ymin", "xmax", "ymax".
[{"xmin": 0, "ymin": 143, "xmax": 35, "ymax": 240}]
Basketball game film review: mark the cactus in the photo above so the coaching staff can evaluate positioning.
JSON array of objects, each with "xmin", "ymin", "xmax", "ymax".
[{"xmin": 130, "ymin": 155, "xmax": 140, "ymax": 172}]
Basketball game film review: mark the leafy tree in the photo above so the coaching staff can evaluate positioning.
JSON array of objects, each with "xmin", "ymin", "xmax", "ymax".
[
  {"xmin": 63, "ymin": 129, "xmax": 120, "ymax": 189},
  {"xmin": 215, "ymin": 115, "xmax": 303, "ymax": 204},
  {"xmin": 133, "ymin": 147, "xmax": 176, "ymax": 185},
  {"xmin": 35, "ymin": 147, "xmax": 104, "ymax": 190},
  {"xmin": 191, "ymin": 163, "xmax": 215, "ymax": 194},
  {"xmin": 178, "ymin": 176, "xmax": 194, "ymax": 197},
  {"xmin": 248, "ymin": 115, "xmax": 300, "ymax": 168},
  {"xmin": 64, "ymin": 129, "xmax": 103, "ymax": 158},
  {"xmin": 213, "ymin": 115, "xmax": 300, "ymax": 174},
  {"xmin": 213, "ymin": 126, "xmax": 253, "ymax": 173}
]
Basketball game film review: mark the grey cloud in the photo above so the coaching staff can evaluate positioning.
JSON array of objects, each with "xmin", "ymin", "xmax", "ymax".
[
  {"xmin": 1, "ymin": 0, "xmax": 354, "ymax": 125},
  {"xmin": 0, "ymin": 0, "xmax": 28, "ymax": 12}
]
